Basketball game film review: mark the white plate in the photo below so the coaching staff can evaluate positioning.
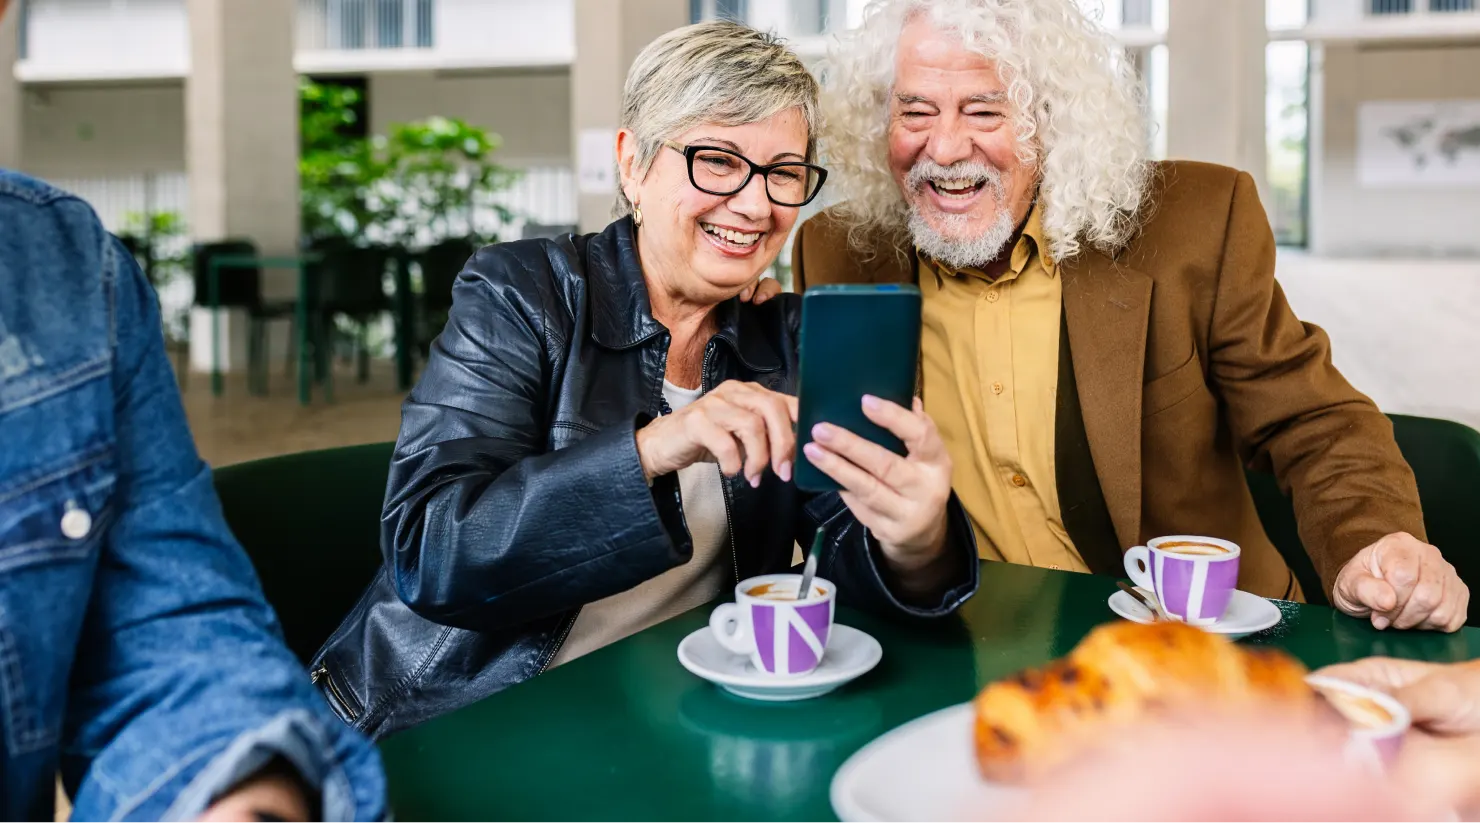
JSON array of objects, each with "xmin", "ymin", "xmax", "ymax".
[
  {"xmin": 831, "ymin": 703, "xmax": 1023, "ymax": 822},
  {"xmin": 677, "ymin": 623, "xmax": 882, "ymax": 701},
  {"xmin": 1109, "ymin": 586, "xmax": 1282, "ymax": 639}
]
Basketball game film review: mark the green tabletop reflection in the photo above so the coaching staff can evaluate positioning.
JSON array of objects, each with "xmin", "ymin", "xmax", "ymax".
[{"xmin": 379, "ymin": 561, "xmax": 1478, "ymax": 821}]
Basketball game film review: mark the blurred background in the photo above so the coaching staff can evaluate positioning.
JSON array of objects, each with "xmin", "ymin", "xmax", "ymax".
[{"xmin": 1, "ymin": 0, "xmax": 1474, "ymax": 467}]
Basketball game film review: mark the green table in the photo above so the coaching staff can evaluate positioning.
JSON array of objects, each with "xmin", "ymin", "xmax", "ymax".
[
  {"xmin": 207, "ymin": 253, "xmax": 322, "ymax": 406},
  {"xmin": 378, "ymin": 562, "xmax": 1480, "ymax": 820},
  {"xmin": 208, "ymin": 251, "xmax": 418, "ymax": 405}
]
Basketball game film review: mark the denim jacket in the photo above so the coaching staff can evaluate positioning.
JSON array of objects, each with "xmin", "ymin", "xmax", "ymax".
[{"xmin": 0, "ymin": 170, "xmax": 386, "ymax": 820}]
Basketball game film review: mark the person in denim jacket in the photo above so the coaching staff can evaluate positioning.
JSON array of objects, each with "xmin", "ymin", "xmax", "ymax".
[{"xmin": 0, "ymin": 165, "xmax": 387, "ymax": 818}]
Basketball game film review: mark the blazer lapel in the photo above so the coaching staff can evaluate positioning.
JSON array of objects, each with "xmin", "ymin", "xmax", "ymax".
[{"xmin": 1060, "ymin": 250, "xmax": 1152, "ymax": 550}]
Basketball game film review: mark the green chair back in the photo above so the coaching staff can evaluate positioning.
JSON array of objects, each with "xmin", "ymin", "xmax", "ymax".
[
  {"xmin": 213, "ymin": 442, "xmax": 394, "ymax": 663},
  {"xmin": 1247, "ymin": 414, "xmax": 1480, "ymax": 624}
]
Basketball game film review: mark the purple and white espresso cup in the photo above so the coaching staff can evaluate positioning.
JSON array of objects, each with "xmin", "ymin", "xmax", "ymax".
[
  {"xmin": 709, "ymin": 573, "xmax": 836, "ymax": 677},
  {"xmin": 1124, "ymin": 535, "xmax": 1241, "ymax": 626},
  {"xmin": 1306, "ymin": 675, "xmax": 1410, "ymax": 772}
]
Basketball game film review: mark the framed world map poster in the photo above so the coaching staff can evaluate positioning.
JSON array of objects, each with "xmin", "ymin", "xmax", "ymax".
[{"xmin": 1357, "ymin": 100, "xmax": 1480, "ymax": 188}]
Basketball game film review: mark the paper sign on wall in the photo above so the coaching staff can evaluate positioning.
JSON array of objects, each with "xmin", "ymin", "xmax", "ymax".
[
  {"xmin": 1358, "ymin": 100, "xmax": 1480, "ymax": 188},
  {"xmin": 578, "ymin": 128, "xmax": 618, "ymax": 195}
]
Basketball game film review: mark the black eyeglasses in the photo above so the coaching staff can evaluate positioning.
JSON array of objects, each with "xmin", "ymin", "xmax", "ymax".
[{"xmin": 663, "ymin": 140, "xmax": 828, "ymax": 207}]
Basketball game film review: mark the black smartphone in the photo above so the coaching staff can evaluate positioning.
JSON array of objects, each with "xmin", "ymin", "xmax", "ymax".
[{"xmin": 794, "ymin": 284, "xmax": 923, "ymax": 493}]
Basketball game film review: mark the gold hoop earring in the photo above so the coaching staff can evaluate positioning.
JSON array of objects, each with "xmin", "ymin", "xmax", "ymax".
[{"xmin": 633, "ymin": 205, "xmax": 643, "ymax": 228}]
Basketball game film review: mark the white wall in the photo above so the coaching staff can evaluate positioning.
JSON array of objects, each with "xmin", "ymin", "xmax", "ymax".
[
  {"xmin": 1311, "ymin": 43, "xmax": 1480, "ymax": 256},
  {"xmin": 19, "ymin": 0, "xmax": 189, "ymax": 81},
  {"xmin": 20, "ymin": 82, "xmax": 186, "ymax": 179},
  {"xmin": 433, "ymin": 0, "xmax": 574, "ymax": 67},
  {"xmin": 368, "ymin": 69, "xmax": 572, "ymax": 166}
]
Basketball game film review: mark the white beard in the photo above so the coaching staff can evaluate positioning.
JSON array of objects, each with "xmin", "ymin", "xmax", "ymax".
[
  {"xmin": 904, "ymin": 159, "xmax": 1017, "ymax": 269},
  {"xmin": 908, "ymin": 207, "xmax": 1017, "ymax": 270}
]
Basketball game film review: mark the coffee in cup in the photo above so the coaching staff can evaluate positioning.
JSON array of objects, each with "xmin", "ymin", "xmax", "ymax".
[
  {"xmin": 1156, "ymin": 541, "xmax": 1233, "ymax": 556},
  {"xmin": 745, "ymin": 581, "xmax": 827, "ymax": 602},
  {"xmin": 1124, "ymin": 535, "xmax": 1241, "ymax": 626},
  {"xmin": 1321, "ymin": 689, "xmax": 1395, "ymax": 730},
  {"xmin": 1305, "ymin": 675, "xmax": 1410, "ymax": 771},
  {"xmin": 710, "ymin": 573, "xmax": 836, "ymax": 677}
]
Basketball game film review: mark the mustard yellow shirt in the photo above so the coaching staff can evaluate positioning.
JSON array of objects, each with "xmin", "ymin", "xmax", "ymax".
[{"xmin": 918, "ymin": 204, "xmax": 1089, "ymax": 573}]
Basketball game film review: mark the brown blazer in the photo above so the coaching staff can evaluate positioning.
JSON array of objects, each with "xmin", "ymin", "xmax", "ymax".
[{"xmin": 793, "ymin": 160, "xmax": 1425, "ymax": 601}]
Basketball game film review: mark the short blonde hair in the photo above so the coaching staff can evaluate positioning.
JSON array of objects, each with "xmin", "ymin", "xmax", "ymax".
[{"xmin": 615, "ymin": 20, "xmax": 820, "ymax": 216}]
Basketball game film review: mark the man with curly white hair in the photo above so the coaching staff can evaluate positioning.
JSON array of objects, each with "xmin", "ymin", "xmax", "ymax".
[{"xmin": 791, "ymin": 0, "xmax": 1469, "ymax": 631}]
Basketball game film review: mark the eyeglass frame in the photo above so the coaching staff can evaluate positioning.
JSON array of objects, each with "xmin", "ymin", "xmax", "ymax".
[{"xmin": 661, "ymin": 140, "xmax": 828, "ymax": 207}]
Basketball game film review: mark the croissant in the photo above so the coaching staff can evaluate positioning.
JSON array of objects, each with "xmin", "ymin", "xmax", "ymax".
[{"xmin": 973, "ymin": 620, "xmax": 1316, "ymax": 783}]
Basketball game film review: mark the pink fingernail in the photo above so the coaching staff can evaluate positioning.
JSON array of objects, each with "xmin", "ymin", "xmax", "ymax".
[
  {"xmin": 778, "ymin": 461, "xmax": 793, "ymax": 482},
  {"xmin": 748, "ymin": 474, "xmax": 761, "ymax": 488},
  {"xmin": 862, "ymin": 395, "xmax": 882, "ymax": 410},
  {"xmin": 804, "ymin": 443, "xmax": 825, "ymax": 461},
  {"xmin": 812, "ymin": 424, "xmax": 833, "ymax": 442}
]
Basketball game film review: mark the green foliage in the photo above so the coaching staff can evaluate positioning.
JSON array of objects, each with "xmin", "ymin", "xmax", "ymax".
[
  {"xmin": 120, "ymin": 209, "xmax": 191, "ymax": 340},
  {"xmin": 299, "ymin": 79, "xmax": 520, "ymax": 249}
]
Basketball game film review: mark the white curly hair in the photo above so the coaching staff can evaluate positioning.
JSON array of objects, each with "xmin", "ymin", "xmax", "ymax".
[{"xmin": 819, "ymin": 0, "xmax": 1152, "ymax": 262}]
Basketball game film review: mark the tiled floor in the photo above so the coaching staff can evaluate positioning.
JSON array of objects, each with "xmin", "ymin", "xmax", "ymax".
[{"xmin": 182, "ymin": 358, "xmax": 408, "ymax": 467}]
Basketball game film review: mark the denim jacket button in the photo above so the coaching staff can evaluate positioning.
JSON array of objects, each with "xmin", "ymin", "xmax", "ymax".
[{"xmin": 61, "ymin": 506, "xmax": 92, "ymax": 540}]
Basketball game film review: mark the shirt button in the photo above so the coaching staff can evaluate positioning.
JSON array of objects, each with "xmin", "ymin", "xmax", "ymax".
[
  {"xmin": 986, "ymin": 291, "xmax": 1001, "ymax": 303},
  {"xmin": 991, "ymin": 382, "xmax": 1004, "ymax": 395},
  {"xmin": 1050, "ymin": 564, "xmax": 1061, "ymax": 570},
  {"xmin": 1011, "ymin": 474, "xmax": 1028, "ymax": 488},
  {"xmin": 61, "ymin": 505, "xmax": 92, "ymax": 540}
]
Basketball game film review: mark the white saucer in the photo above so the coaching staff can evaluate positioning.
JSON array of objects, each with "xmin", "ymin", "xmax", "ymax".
[
  {"xmin": 1109, "ymin": 586, "xmax": 1282, "ymax": 639},
  {"xmin": 677, "ymin": 623, "xmax": 883, "ymax": 701}
]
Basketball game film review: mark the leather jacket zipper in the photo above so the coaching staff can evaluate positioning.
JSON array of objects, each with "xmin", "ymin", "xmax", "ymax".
[
  {"xmin": 537, "ymin": 610, "xmax": 579, "ymax": 675},
  {"xmin": 700, "ymin": 340, "xmax": 741, "ymax": 585},
  {"xmin": 311, "ymin": 664, "xmax": 360, "ymax": 722}
]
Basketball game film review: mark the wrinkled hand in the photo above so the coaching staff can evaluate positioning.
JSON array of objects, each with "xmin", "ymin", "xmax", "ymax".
[
  {"xmin": 197, "ymin": 768, "xmax": 312, "ymax": 822},
  {"xmin": 1316, "ymin": 657, "xmax": 1480, "ymax": 818},
  {"xmin": 738, "ymin": 276, "xmax": 784, "ymax": 304},
  {"xmin": 635, "ymin": 380, "xmax": 797, "ymax": 486},
  {"xmin": 802, "ymin": 396, "xmax": 952, "ymax": 569},
  {"xmin": 1332, "ymin": 532, "xmax": 1468, "ymax": 632}
]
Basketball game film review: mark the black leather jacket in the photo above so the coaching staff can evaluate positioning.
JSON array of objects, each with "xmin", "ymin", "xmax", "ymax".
[{"xmin": 311, "ymin": 217, "xmax": 979, "ymax": 740}]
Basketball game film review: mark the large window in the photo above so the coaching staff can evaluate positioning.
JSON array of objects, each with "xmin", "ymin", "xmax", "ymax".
[
  {"xmin": 305, "ymin": 0, "xmax": 434, "ymax": 50},
  {"xmin": 1266, "ymin": 0, "xmax": 1310, "ymax": 247},
  {"xmin": 690, "ymin": 0, "xmax": 748, "ymax": 23}
]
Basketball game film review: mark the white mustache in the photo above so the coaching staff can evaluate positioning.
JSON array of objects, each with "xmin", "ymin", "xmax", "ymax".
[{"xmin": 905, "ymin": 160, "xmax": 1007, "ymax": 199}]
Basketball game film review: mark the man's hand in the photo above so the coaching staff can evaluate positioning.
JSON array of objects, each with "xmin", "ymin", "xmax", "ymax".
[
  {"xmin": 198, "ymin": 766, "xmax": 313, "ymax": 822},
  {"xmin": 1331, "ymin": 532, "xmax": 1468, "ymax": 632},
  {"xmin": 738, "ymin": 276, "xmax": 784, "ymax": 304}
]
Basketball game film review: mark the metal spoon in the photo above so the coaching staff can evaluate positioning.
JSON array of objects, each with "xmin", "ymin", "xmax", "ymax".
[
  {"xmin": 797, "ymin": 532, "xmax": 822, "ymax": 600},
  {"xmin": 1117, "ymin": 581, "xmax": 1161, "ymax": 622}
]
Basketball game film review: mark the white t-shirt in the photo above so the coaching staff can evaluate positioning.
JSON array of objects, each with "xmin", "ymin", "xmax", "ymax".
[{"xmin": 548, "ymin": 380, "xmax": 730, "ymax": 667}]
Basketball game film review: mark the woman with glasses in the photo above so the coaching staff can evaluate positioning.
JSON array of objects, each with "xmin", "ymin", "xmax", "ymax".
[{"xmin": 311, "ymin": 20, "xmax": 978, "ymax": 738}]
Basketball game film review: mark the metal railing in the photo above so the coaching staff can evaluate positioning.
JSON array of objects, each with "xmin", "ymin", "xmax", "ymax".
[
  {"xmin": 298, "ymin": 0, "xmax": 434, "ymax": 51},
  {"xmin": 1370, "ymin": 0, "xmax": 1476, "ymax": 13}
]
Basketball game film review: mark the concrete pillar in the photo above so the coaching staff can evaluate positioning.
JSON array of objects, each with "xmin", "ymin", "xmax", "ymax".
[
  {"xmin": 185, "ymin": 0, "xmax": 299, "ymax": 372},
  {"xmin": 0, "ymin": 5, "xmax": 22, "ymax": 170},
  {"xmin": 1165, "ymin": 0, "xmax": 1268, "ymax": 201},
  {"xmin": 571, "ymin": 0, "xmax": 690, "ymax": 232}
]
